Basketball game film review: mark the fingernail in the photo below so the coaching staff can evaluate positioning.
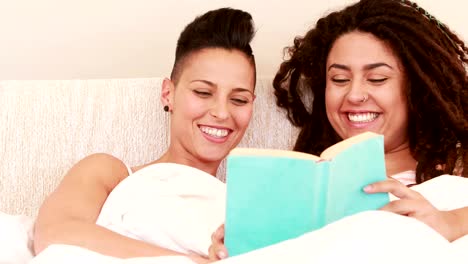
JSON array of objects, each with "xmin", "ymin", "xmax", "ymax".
[
  {"xmin": 217, "ymin": 251, "xmax": 227, "ymax": 259},
  {"xmin": 363, "ymin": 185, "xmax": 372, "ymax": 192}
]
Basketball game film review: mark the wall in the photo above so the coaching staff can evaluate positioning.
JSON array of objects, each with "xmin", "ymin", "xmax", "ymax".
[{"xmin": 0, "ymin": 0, "xmax": 466, "ymax": 80}]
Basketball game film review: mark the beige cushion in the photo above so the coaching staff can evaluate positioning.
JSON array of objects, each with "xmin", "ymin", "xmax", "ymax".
[{"xmin": 0, "ymin": 78, "xmax": 297, "ymax": 217}]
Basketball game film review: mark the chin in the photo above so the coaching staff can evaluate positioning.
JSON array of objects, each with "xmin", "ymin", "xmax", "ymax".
[{"xmin": 199, "ymin": 151, "xmax": 229, "ymax": 163}]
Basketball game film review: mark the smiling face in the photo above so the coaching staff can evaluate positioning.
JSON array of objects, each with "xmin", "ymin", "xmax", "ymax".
[
  {"xmin": 162, "ymin": 48, "xmax": 255, "ymax": 166},
  {"xmin": 325, "ymin": 31, "xmax": 409, "ymax": 152}
]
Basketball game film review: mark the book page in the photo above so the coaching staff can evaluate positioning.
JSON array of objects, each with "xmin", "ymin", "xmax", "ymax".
[
  {"xmin": 229, "ymin": 148, "xmax": 321, "ymax": 161},
  {"xmin": 320, "ymin": 132, "xmax": 380, "ymax": 160}
]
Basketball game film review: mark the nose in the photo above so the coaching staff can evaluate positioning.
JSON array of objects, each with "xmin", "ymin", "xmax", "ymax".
[
  {"xmin": 346, "ymin": 79, "xmax": 368, "ymax": 104},
  {"xmin": 209, "ymin": 98, "xmax": 229, "ymax": 120}
]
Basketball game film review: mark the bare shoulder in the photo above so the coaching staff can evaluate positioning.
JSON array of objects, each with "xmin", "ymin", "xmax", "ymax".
[
  {"xmin": 37, "ymin": 153, "xmax": 131, "ymax": 223},
  {"xmin": 63, "ymin": 153, "xmax": 130, "ymax": 192},
  {"xmin": 34, "ymin": 153, "xmax": 132, "ymax": 253},
  {"xmin": 73, "ymin": 152, "xmax": 127, "ymax": 168}
]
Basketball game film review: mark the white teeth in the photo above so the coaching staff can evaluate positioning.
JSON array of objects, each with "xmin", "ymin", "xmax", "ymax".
[
  {"xmin": 348, "ymin": 112, "xmax": 379, "ymax": 123},
  {"xmin": 200, "ymin": 126, "xmax": 229, "ymax": 138}
]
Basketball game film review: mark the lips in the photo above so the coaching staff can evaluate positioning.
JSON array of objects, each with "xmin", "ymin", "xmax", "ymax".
[
  {"xmin": 347, "ymin": 112, "xmax": 380, "ymax": 123},
  {"xmin": 199, "ymin": 125, "xmax": 231, "ymax": 138}
]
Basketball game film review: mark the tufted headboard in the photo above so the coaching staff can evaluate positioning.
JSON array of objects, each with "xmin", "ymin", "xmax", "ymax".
[{"xmin": 0, "ymin": 78, "xmax": 298, "ymax": 217}]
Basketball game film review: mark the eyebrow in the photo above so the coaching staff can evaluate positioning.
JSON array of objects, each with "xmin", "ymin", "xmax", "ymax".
[
  {"xmin": 328, "ymin": 63, "xmax": 394, "ymax": 71},
  {"xmin": 232, "ymin": 88, "xmax": 255, "ymax": 95},
  {"xmin": 190, "ymin": 80, "xmax": 254, "ymax": 95},
  {"xmin": 191, "ymin": 79, "xmax": 215, "ymax": 86}
]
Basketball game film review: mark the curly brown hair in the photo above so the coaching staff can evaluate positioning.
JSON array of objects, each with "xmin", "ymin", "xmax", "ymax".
[{"xmin": 273, "ymin": 0, "xmax": 467, "ymax": 183}]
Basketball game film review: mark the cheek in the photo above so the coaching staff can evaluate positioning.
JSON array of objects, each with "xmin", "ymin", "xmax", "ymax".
[
  {"xmin": 391, "ymin": 96, "xmax": 409, "ymax": 127},
  {"xmin": 232, "ymin": 106, "xmax": 253, "ymax": 130},
  {"xmin": 382, "ymin": 88, "xmax": 407, "ymax": 114},
  {"xmin": 325, "ymin": 86, "xmax": 345, "ymax": 135},
  {"xmin": 325, "ymin": 87, "xmax": 339, "ymax": 117},
  {"xmin": 178, "ymin": 98, "xmax": 206, "ymax": 118}
]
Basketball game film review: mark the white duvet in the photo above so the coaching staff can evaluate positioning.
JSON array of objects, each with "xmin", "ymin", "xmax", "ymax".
[{"xmin": 3, "ymin": 163, "xmax": 468, "ymax": 264}]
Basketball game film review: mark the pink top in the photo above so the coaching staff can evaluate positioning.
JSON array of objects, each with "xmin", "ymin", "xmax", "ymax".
[{"xmin": 391, "ymin": 170, "xmax": 416, "ymax": 186}]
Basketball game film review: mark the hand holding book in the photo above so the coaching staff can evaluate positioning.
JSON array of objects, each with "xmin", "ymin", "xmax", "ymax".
[{"xmin": 224, "ymin": 132, "xmax": 390, "ymax": 256}]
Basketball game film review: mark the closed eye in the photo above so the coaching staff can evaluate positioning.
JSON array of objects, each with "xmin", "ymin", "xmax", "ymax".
[
  {"xmin": 368, "ymin": 78, "xmax": 388, "ymax": 83},
  {"xmin": 332, "ymin": 78, "xmax": 350, "ymax": 84},
  {"xmin": 193, "ymin": 90, "xmax": 212, "ymax": 97},
  {"xmin": 231, "ymin": 98, "xmax": 249, "ymax": 105}
]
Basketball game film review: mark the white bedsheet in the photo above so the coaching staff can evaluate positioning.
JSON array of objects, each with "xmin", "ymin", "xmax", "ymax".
[
  {"xmin": 2, "ymin": 168, "xmax": 468, "ymax": 264},
  {"xmin": 0, "ymin": 212, "xmax": 34, "ymax": 264},
  {"xmin": 29, "ymin": 211, "xmax": 468, "ymax": 264},
  {"xmin": 95, "ymin": 163, "xmax": 226, "ymax": 257}
]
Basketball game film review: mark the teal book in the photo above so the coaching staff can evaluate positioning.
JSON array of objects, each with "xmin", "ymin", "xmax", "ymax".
[{"xmin": 224, "ymin": 132, "xmax": 390, "ymax": 256}]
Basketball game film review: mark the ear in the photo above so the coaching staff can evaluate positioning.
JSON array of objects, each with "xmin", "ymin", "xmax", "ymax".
[{"xmin": 161, "ymin": 78, "xmax": 175, "ymax": 111}]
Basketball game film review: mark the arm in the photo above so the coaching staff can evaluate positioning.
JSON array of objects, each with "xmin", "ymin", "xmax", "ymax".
[
  {"xmin": 365, "ymin": 179, "xmax": 468, "ymax": 242},
  {"xmin": 449, "ymin": 207, "xmax": 468, "ymax": 241},
  {"xmin": 33, "ymin": 153, "xmax": 206, "ymax": 260}
]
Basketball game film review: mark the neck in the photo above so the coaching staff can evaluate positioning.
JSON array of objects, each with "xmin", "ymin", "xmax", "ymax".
[
  {"xmin": 155, "ymin": 149, "xmax": 220, "ymax": 176},
  {"xmin": 384, "ymin": 143, "xmax": 417, "ymax": 177}
]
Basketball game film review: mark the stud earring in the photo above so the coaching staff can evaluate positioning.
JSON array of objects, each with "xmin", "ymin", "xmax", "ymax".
[{"xmin": 163, "ymin": 105, "xmax": 169, "ymax": 112}]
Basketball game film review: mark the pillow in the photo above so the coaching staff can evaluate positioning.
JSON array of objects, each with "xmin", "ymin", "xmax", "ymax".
[{"xmin": 0, "ymin": 212, "xmax": 35, "ymax": 263}]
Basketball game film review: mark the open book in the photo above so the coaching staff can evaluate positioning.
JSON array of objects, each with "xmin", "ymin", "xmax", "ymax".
[{"xmin": 224, "ymin": 132, "xmax": 390, "ymax": 256}]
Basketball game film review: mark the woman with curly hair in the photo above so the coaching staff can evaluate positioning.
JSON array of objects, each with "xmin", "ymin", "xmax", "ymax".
[
  {"xmin": 274, "ymin": 0, "xmax": 467, "ymax": 183},
  {"xmin": 270, "ymin": 0, "xmax": 467, "ymax": 243},
  {"xmin": 209, "ymin": 0, "xmax": 467, "ymax": 260}
]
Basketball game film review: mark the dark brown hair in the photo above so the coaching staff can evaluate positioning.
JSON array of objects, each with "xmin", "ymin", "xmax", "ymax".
[
  {"xmin": 273, "ymin": 0, "xmax": 467, "ymax": 183},
  {"xmin": 170, "ymin": 7, "xmax": 256, "ymax": 84}
]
